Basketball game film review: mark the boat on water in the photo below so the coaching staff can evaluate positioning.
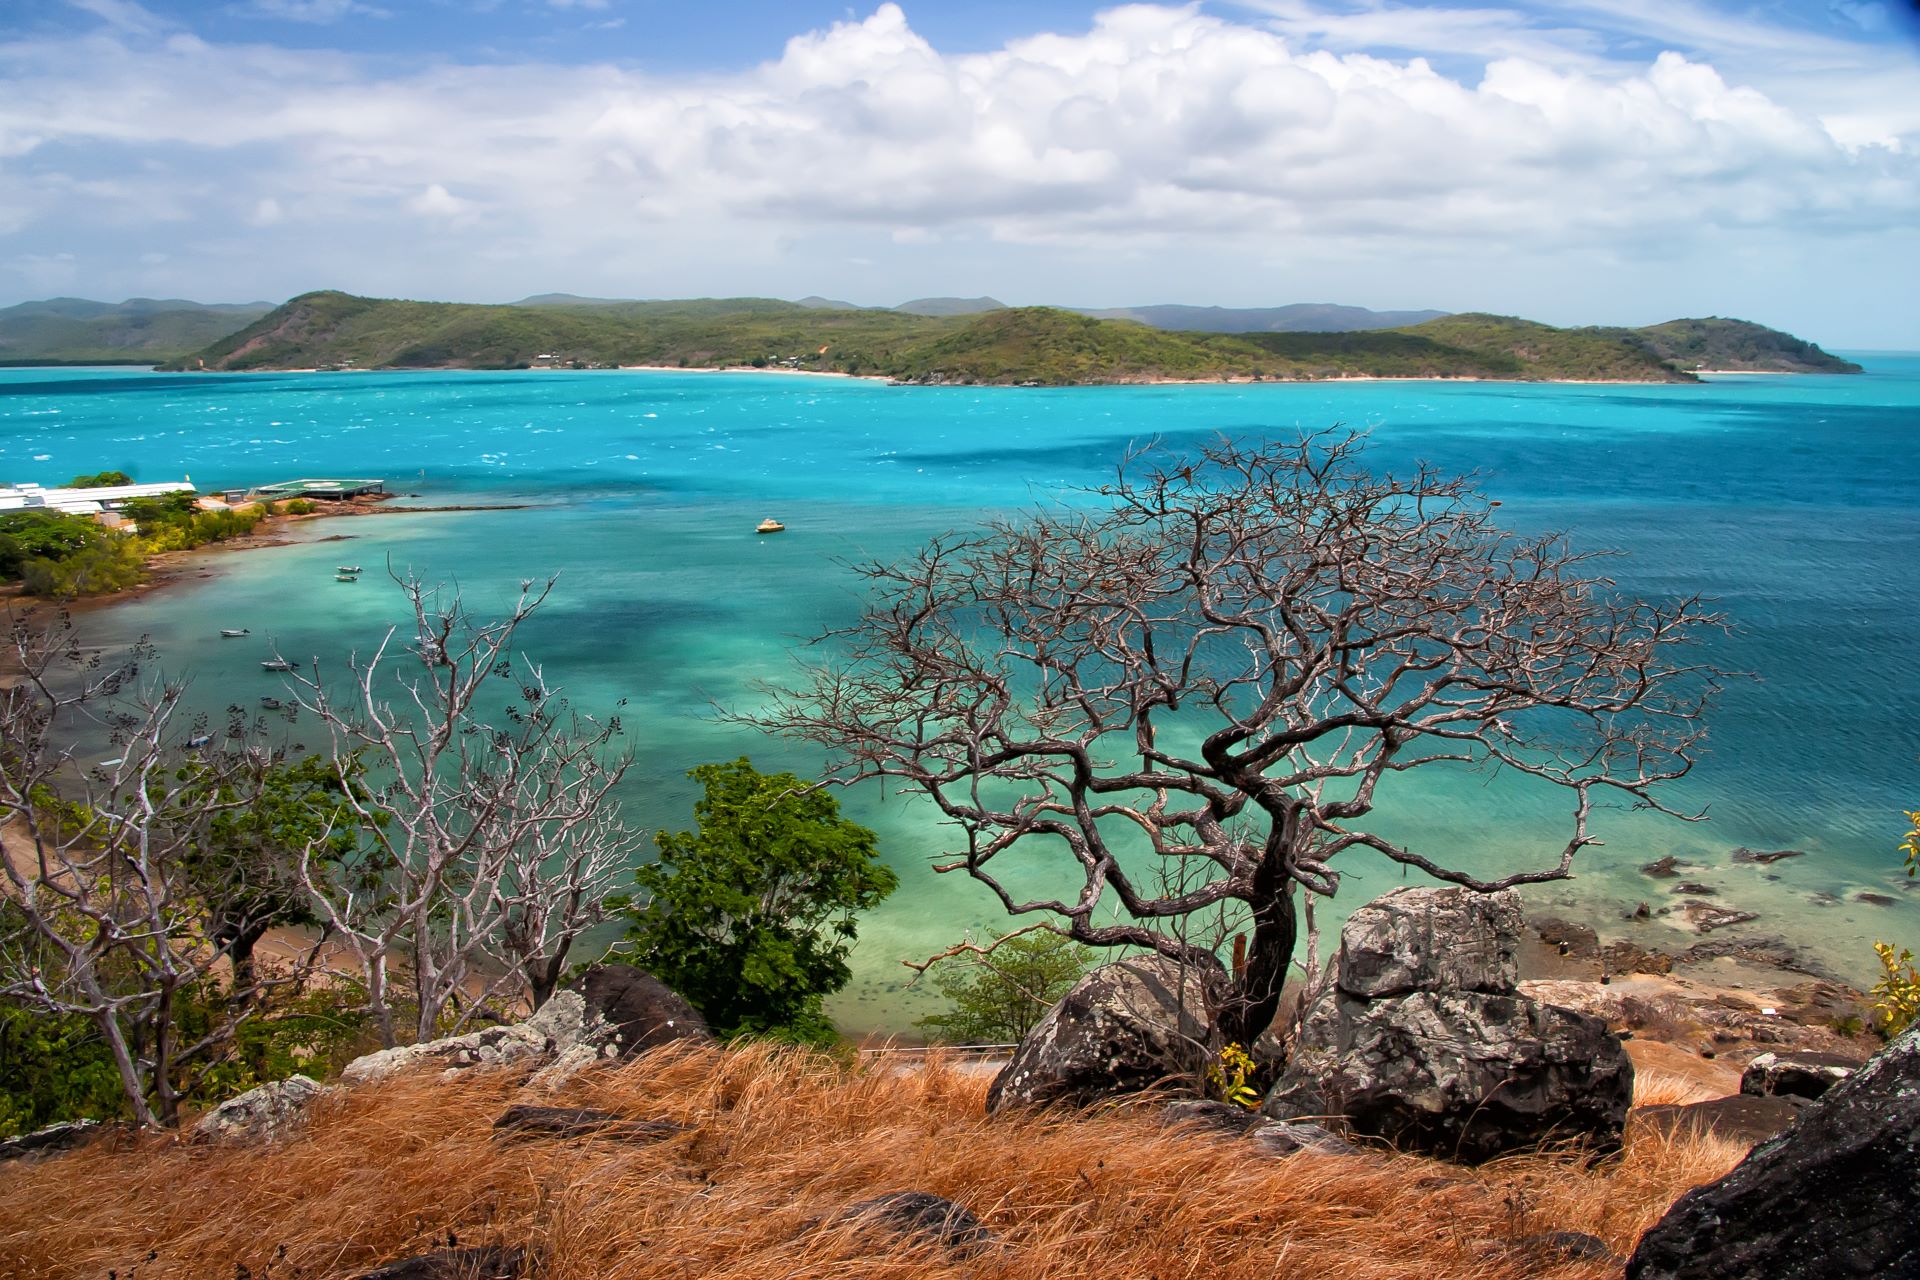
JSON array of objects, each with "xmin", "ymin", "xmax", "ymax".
[
  {"xmin": 186, "ymin": 734, "xmax": 212, "ymax": 748},
  {"xmin": 261, "ymin": 659, "xmax": 296, "ymax": 672},
  {"xmin": 335, "ymin": 573, "xmax": 359, "ymax": 582},
  {"xmin": 259, "ymin": 697, "xmax": 283, "ymax": 710},
  {"xmin": 337, "ymin": 565, "xmax": 362, "ymax": 573},
  {"xmin": 220, "ymin": 628, "xmax": 250, "ymax": 638},
  {"xmin": 755, "ymin": 518, "xmax": 786, "ymax": 534}
]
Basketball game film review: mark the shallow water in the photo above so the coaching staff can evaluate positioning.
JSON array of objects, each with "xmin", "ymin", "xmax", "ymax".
[{"xmin": 3, "ymin": 361, "xmax": 1917, "ymax": 1031}]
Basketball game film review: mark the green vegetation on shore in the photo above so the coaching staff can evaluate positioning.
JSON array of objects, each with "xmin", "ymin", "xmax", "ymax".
[
  {"xmin": 0, "ymin": 491, "xmax": 265, "ymax": 597},
  {"xmin": 152, "ymin": 289, "xmax": 1858, "ymax": 383}
]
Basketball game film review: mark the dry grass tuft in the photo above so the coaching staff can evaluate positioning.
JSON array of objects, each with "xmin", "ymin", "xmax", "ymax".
[{"xmin": 0, "ymin": 1043, "xmax": 1747, "ymax": 1280}]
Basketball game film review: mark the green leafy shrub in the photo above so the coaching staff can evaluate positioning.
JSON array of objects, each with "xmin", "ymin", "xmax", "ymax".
[
  {"xmin": 283, "ymin": 498, "xmax": 318, "ymax": 515},
  {"xmin": 915, "ymin": 930, "xmax": 1092, "ymax": 1044},
  {"xmin": 618, "ymin": 757, "xmax": 897, "ymax": 1045}
]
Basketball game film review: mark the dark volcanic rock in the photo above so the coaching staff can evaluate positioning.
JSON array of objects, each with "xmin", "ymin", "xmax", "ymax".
[
  {"xmin": 354, "ymin": 1245, "xmax": 526, "ymax": 1280},
  {"xmin": 1641, "ymin": 855, "xmax": 1690, "ymax": 878},
  {"xmin": 987, "ymin": 954, "xmax": 1223, "ymax": 1113},
  {"xmin": 491, "ymin": 1104, "xmax": 691, "ymax": 1142},
  {"xmin": 1628, "ymin": 1021, "xmax": 1920, "ymax": 1279},
  {"xmin": 1264, "ymin": 888, "xmax": 1632, "ymax": 1163},
  {"xmin": 839, "ymin": 1191, "xmax": 995, "ymax": 1254},
  {"xmin": 1855, "ymin": 891, "xmax": 1897, "ymax": 907},
  {"xmin": 1671, "ymin": 882, "xmax": 1718, "ymax": 896},
  {"xmin": 573, "ymin": 964, "xmax": 711, "ymax": 1057},
  {"xmin": 1161, "ymin": 1099, "xmax": 1261, "ymax": 1134},
  {"xmin": 1633, "ymin": 1094, "xmax": 1809, "ymax": 1145},
  {"xmin": 1680, "ymin": 903, "xmax": 1759, "ymax": 933},
  {"xmin": 1730, "ymin": 846, "xmax": 1805, "ymax": 865},
  {"xmin": 1246, "ymin": 1119, "xmax": 1362, "ymax": 1157},
  {"xmin": 1738, "ymin": 1050, "xmax": 1860, "ymax": 1100},
  {"xmin": 0, "ymin": 1119, "xmax": 103, "ymax": 1162},
  {"xmin": 1533, "ymin": 916, "xmax": 1600, "ymax": 958}
]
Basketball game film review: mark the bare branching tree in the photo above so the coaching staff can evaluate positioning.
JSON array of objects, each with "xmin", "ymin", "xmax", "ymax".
[
  {"xmin": 291, "ymin": 572, "xmax": 637, "ymax": 1045},
  {"xmin": 0, "ymin": 609, "xmax": 317, "ymax": 1127},
  {"xmin": 750, "ymin": 433, "xmax": 1724, "ymax": 1043}
]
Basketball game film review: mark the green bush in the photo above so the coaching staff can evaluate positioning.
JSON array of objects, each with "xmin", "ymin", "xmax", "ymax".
[
  {"xmin": 916, "ymin": 931, "xmax": 1093, "ymax": 1044},
  {"xmin": 619, "ymin": 758, "xmax": 897, "ymax": 1045},
  {"xmin": 66, "ymin": 470, "xmax": 132, "ymax": 488},
  {"xmin": 283, "ymin": 498, "xmax": 317, "ymax": 515}
]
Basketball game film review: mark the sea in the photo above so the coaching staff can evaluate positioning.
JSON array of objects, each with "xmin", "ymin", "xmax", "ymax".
[{"xmin": 3, "ymin": 361, "xmax": 1916, "ymax": 1032}]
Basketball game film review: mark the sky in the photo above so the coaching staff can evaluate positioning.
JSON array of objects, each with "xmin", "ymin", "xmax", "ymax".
[{"xmin": 2, "ymin": 0, "xmax": 1918, "ymax": 345}]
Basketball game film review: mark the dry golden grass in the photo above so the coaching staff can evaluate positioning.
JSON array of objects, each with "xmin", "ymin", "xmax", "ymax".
[{"xmin": 0, "ymin": 1044, "xmax": 1747, "ymax": 1280}]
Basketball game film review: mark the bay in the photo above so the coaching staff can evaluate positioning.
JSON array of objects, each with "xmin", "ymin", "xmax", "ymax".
[{"xmin": 3, "ymin": 360, "xmax": 1916, "ymax": 1031}]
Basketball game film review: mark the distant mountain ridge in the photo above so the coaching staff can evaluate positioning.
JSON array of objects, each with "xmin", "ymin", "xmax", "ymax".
[
  {"xmin": 1080, "ymin": 302, "xmax": 1451, "ymax": 333},
  {"xmin": 0, "ymin": 297, "xmax": 275, "ymax": 365}
]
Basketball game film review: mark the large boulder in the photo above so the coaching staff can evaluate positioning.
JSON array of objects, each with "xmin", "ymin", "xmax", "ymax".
[
  {"xmin": 193, "ymin": 1074, "xmax": 329, "ymax": 1143},
  {"xmin": 342, "ymin": 990, "xmax": 600, "ymax": 1086},
  {"xmin": 1627, "ymin": 1020, "xmax": 1920, "ymax": 1279},
  {"xmin": 1264, "ymin": 887, "xmax": 1632, "ymax": 1163},
  {"xmin": 572, "ymin": 965, "xmax": 712, "ymax": 1056},
  {"xmin": 986, "ymin": 954, "xmax": 1224, "ymax": 1113},
  {"xmin": 1738, "ymin": 1050, "xmax": 1858, "ymax": 1101}
]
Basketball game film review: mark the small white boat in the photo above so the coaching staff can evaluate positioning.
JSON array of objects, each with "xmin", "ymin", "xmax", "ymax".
[
  {"xmin": 261, "ymin": 659, "xmax": 296, "ymax": 672},
  {"xmin": 755, "ymin": 518, "xmax": 786, "ymax": 534},
  {"xmin": 337, "ymin": 565, "xmax": 362, "ymax": 573},
  {"xmin": 220, "ymin": 628, "xmax": 250, "ymax": 638},
  {"xmin": 96, "ymin": 757, "xmax": 124, "ymax": 770},
  {"xmin": 335, "ymin": 573, "xmax": 359, "ymax": 582},
  {"xmin": 259, "ymin": 697, "xmax": 283, "ymax": 710},
  {"xmin": 186, "ymin": 734, "xmax": 212, "ymax": 748}
]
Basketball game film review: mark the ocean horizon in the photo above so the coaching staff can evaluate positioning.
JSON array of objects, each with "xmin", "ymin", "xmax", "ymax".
[{"xmin": 3, "ymin": 359, "xmax": 1916, "ymax": 1032}]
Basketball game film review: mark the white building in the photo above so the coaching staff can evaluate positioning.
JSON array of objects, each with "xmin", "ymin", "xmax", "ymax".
[{"xmin": 0, "ymin": 479, "xmax": 197, "ymax": 517}]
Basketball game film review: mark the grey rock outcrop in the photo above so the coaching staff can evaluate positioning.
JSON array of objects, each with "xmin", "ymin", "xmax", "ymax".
[
  {"xmin": 192, "ymin": 1074, "xmax": 329, "ymax": 1143},
  {"xmin": 1738, "ymin": 1050, "xmax": 1858, "ymax": 1100},
  {"xmin": 986, "ymin": 954, "xmax": 1224, "ymax": 1113},
  {"xmin": 573, "ymin": 964, "xmax": 712, "ymax": 1056},
  {"xmin": 0, "ymin": 1119, "xmax": 103, "ymax": 1162},
  {"xmin": 342, "ymin": 990, "xmax": 600, "ymax": 1086},
  {"xmin": 1264, "ymin": 887, "xmax": 1632, "ymax": 1163},
  {"xmin": 1627, "ymin": 1020, "xmax": 1920, "ymax": 1280},
  {"xmin": 1632, "ymin": 1094, "xmax": 1808, "ymax": 1146},
  {"xmin": 838, "ymin": 1191, "xmax": 995, "ymax": 1255}
]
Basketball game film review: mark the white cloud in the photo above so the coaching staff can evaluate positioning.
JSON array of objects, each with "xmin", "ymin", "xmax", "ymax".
[
  {"xmin": 1, "ymin": 2, "xmax": 1916, "ymax": 338},
  {"xmin": 230, "ymin": 0, "xmax": 392, "ymax": 22}
]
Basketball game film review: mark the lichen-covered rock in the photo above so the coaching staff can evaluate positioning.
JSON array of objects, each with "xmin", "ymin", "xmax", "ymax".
[
  {"xmin": 0, "ymin": 1119, "xmax": 103, "ymax": 1162},
  {"xmin": 1336, "ymin": 887, "xmax": 1522, "ymax": 998},
  {"xmin": 490, "ymin": 1104, "xmax": 691, "ymax": 1143},
  {"xmin": 986, "ymin": 954, "xmax": 1224, "ymax": 1113},
  {"xmin": 1266, "ymin": 987, "xmax": 1631, "ymax": 1162},
  {"xmin": 1264, "ymin": 887, "xmax": 1632, "ymax": 1163},
  {"xmin": 1738, "ymin": 1050, "xmax": 1858, "ymax": 1101},
  {"xmin": 1627, "ymin": 1021, "xmax": 1920, "ymax": 1279},
  {"xmin": 572, "ymin": 965, "xmax": 711, "ymax": 1056},
  {"xmin": 342, "ymin": 990, "xmax": 597, "ymax": 1086},
  {"xmin": 1245, "ymin": 1119, "xmax": 1361, "ymax": 1157},
  {"xmin": 192, "ymin": 1074, "xmax": 329, "ymax": 1143}
]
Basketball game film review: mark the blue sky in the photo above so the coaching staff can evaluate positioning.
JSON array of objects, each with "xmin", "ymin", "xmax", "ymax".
[{"xmin": 3, "ymin": 0, "xmax": 1918, "ymax": 344}]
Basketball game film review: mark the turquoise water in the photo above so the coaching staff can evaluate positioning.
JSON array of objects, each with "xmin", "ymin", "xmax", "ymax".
[{"xmin": 4, "ymin": 362, "xmax": 1917, "ymax": 1029}]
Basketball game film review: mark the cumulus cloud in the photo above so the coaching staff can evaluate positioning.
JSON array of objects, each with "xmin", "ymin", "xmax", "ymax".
[{"xmin": 0, "ymin": 2, "xmax": 1915, "ymax": 326}]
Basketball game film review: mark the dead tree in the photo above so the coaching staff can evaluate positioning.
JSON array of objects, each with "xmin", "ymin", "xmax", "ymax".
[
  {"xmin": 750, "ymin": 433, "xmax": 1723, "ymax": 1044},
  {"xmin": 0, "ymin": 609, "xmax": 313, "ymax": 1127},
  {"xmin": 291, "ymin": 572, "xmax": 636, "ymax": 1045}
]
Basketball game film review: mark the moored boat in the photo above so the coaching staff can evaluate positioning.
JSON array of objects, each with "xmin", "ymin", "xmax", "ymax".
[
  {"xmin": 220, "ymin": 628, "xmax": 250, "ymax": 638},
  {"xmin": 755, "ymin": 518, "xmax": 786, "ymax": 534},
  {"xmin": 337, "ymin": 565, "xmax": 362, "ymax": 573},
  {"xmin": 259, "ymin": 696, "xmax": 283, "ymax": 710},
  {"xmin": 336, "ymin": 573, "xmax": 359, "ymax": 582},
  {"xmin": 261, "ymin": 659, "xmax": 296, "ymax": 672}
]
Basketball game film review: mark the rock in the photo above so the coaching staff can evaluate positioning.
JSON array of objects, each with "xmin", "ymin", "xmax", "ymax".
[
  {"xmin": 353, "ymin": 1245, "xmax": 527, "ymax": 1279},
  {"xmin": 1513, "ymin": 1231, "xmax": 1619, "ymax": 1265},
  {"xmin": 1681, "ymin": 937, "xmax": 1818, "ymax": 974},
  {"xmin": 1730, "ymin": 847, "xmax": 1804, "ymax": 865},
  {"xmin": 1641, "ymin": 855, "xmax": 1688, "ymax": 878},
  {"xmin": 1264, "ymin": 887, "xmax": 1632, "ymax": 1163},
  {"xmin": 1532, "ymin": 916, "xmax": 1599, "ymax": 958},
  {"xmin": 343, "ymin": 990, "xmax": 598, "ymax": 1086},
  {"xmin": 193, "ymin": 1075, "xmax": 329, "ymax": 1144},
  {"xmin": 572, "ymin": 965, "xmax": 712, "ymax": 1057},
  {"xmin": 1738, "ymin": 1051, "xmax": 1858, "ymax": 1101},
  {"xmin": 1267, "ymin": 986, "xmax": 1632, "ymax": 1163},
  {"xmin": 986, "ymin": 954, "xmax": 1223, "ymax": 1113},
  {"xmin": 491, "ymin": 1105, "xmax": 691, "ymax": 1142},
  {"xmin": 1680, "ymin": 903, "xmax": 1759, "ymax": 934},
  {"xmin": 1672, "ymin": 882, "xmax": 1718, "ymax": 896},
  {"xmin": 1161, "ymin": 1100, "xmax": 1260, "ymax": 1134},
  {"xmin": 838, "ymin": 1191, "xmax": 995, "ymax": 1255},
  {"xmin": 1336, "ymin": 887, "xmax": 1521, "ymax": 997},
  {"xmin": 1627, "ymin": 1021, "xmax": 1920, "ymax": 1279},
  {"xmin": 1632, "ymin": 1094, "xmax": 1809, "ymax": 1145},
  {"xmin": 0, "ymin": 1119, "xmax": 103, "ymax": 1162},
  {"xmin": 1854, "ymin": 891, "xmax": 1897, "ymax": 907},
  {"xmin": 1246, "ymin": 1119, "xmax": 1361, "ymax": 1157},
  {"xmin": 1600, "ymin": 940, "xmax": 1675, "ymax": 976}
]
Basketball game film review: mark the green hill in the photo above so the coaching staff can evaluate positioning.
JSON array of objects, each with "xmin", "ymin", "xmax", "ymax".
[
  {"xmin": 159, "ymin": 292, "xmax": 1855, "ymax": 385},
  {"xmin": 0, "ymin": 297, "xmax": 274, "ymax": 366},
  {"xmin": 1598, "ymin": 317, "xmax": 1862, "ymax": 373}
]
